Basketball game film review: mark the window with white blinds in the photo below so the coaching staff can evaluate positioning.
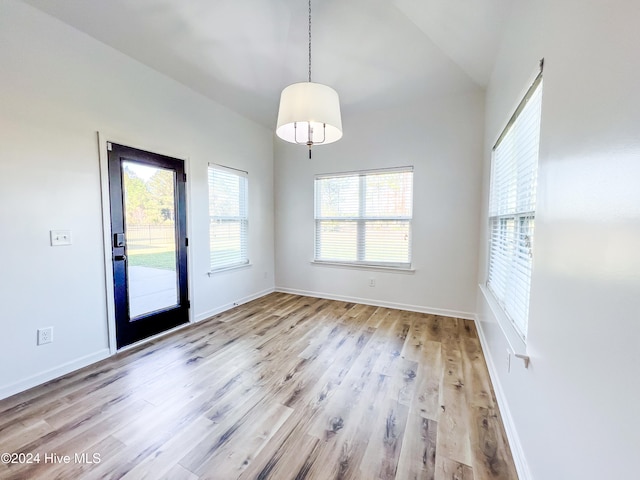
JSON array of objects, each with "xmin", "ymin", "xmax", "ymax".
[
  {"xmin": 488, "ymin": 74, "xmax": 543, "ymax": 340},
  {"xmin": 314, "ymin": 167, "xmax": 413, "ymax": 268},
  {"xmin": 208, "ymin": 164, "xmax": 248, "ymax": 271}
]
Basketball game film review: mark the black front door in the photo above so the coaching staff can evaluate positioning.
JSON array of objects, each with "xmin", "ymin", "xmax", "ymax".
[{"xmin": 107, "ymin": 142, "xmax": 189, "ymax": 348}]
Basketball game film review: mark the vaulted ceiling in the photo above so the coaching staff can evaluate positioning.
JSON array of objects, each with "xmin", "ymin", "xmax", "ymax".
[{"xmin": 23, "ymin": 0, "xmax": 513, "ymax": 127}]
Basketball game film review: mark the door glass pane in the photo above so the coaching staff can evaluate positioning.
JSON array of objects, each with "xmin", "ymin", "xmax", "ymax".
[{"xmin": 122, "ymin": 161, "xmax": 178, "ymax": 318}]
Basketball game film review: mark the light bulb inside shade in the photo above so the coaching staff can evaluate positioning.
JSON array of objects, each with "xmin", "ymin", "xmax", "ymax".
[{"xmin": 276, "ymin": 82, "xmax": 342, "ymax": 144}]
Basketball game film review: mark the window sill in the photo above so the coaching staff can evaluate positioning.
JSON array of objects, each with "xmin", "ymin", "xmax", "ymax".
[
  {"xmin": 479, "ymin": 283, "xmax": 527, "ymax": 353},
  {"xmin": 310, "ymin": 261, "xmax": 415, "ymax": 274},
  {"xmin": 208, "ymin": 262, "xmax": 252, "ymax": 276}
]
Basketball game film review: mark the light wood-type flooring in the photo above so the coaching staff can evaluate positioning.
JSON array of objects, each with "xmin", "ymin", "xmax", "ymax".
[{"xmin": 0, "ymin": 293, "xmax": 518, "ymax": 480}]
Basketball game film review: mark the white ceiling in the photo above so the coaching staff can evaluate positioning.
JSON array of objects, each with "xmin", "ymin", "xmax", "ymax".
[{"xmin": 22, "ymin": 0, "xmax": 513, "ymax": 128}]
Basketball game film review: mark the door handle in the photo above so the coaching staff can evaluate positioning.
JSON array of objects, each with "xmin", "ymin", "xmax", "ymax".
[{"xmin": 114, "ymin": 254, "xmax": 127, "ymax": 261}]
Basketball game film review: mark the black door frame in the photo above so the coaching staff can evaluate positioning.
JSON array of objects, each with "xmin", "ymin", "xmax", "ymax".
[{"xmin": 106, "ymin": 141, "xmax": 190, "ymax": 349}]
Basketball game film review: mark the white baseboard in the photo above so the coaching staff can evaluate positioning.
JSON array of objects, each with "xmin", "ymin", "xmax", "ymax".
[
  {"xmin": 0, "ymin": 348, "xmax": 111, "ymax": 401},
  {"xmin": 474, "ymin": 315, "xmax": 532, "ymax": 480},
  {"xmin": 194, "ymin": 287, "xmax": 275, "ymax": 322},
  {"xmin": 275, "ymin": 287, "xmax": 475, "ymax": 320},
  {"xmin": 0, "ymin": 289, "xmax": 276, "ymax": 401}
]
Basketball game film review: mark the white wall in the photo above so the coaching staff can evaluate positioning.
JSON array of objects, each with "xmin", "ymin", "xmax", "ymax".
[
  {"xmin": 0, "ymin": 0, "xmax": 274, "ymax": 399},
  {"xmin": 476, "ymin": 1, "xmax": 640, "ymax": 479},
  {"xmin": 275, "ymin": 90, "xmax": 484, "ymax": 318}
]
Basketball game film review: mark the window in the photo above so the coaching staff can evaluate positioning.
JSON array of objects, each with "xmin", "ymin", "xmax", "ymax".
[
  {"xmin": 208, "ymin": 164, "xmax": 248, "ymax": 271},
  {"xmin": 314, "ymin": 167, "xmax": 413, "ymax": 268},
  {"xmin": 487, "ymin": 74, "xmax": 543, "ymax": 339}
]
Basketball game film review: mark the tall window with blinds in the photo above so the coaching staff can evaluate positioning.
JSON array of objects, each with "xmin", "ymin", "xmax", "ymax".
[
  {"xmin": 488, "ymin": 75, "xmax": 543, "ymax": 340},
  {"xmin": 208, "ymin": 164, "xmax": 248, "ymax": 271},
  {"xmin": 314, "ymin": 167, "xmax": 413, "ymax": 268}
]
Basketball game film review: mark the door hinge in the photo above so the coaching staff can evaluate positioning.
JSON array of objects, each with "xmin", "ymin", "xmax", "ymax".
[
  {"xmin": 107, "ymin": 142, "xmax": 112, "ymax": 151},
  {"xmin": 183, "ymin": 173, "xmax": 187, "ymax": 182},
  {"xmin": 185, "ymin": 237, "xmax": 189, "ymax": 247},
  {"xmin": 187, "ymin": 300, "xmax": 191, "ymax": 309}
]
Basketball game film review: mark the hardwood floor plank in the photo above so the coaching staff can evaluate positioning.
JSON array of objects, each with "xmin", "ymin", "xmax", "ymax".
[
  {"xmin": 423, "ymin": 314, "xmax": 445, "ymax": 343},
  {"xmin": 459, "ymin": 319, "xmax": 478, "ymax": 339},
  {"xmin": 441, "ymin": 342, "xmax": 464, "ymax": 389},
  {"xmin": 362, "ymin": 306, "xmax": 394, "ymax": 329},
  {"xmin": 396, "ymin": 413, "xmax": 438, "ymax": 480},
  {"xmin": 0, "ymin": 293, "xmax": 518, "ymax": 480},
  {"xmin": 305, "ymin": 370, "xmax": 390, "ymax": 480},
  {"xmin": 236, "ymin": 415, "xmax": 322, "ymax": 480},
  {"xmin": 159, "ymin": 464, "xmax": 199, "ymax": 480},
  {"xmin": 411, "ymin": 341, "xmax": 442, "ymax": 421},
  {"xmin": 373, "ymin": 314, "xmax": 411, "ymax": 376},
  {"xmin": 57, "ymin": 434, "xmax": 128, "ymax": 480},
  {"xmin": 388, "ymin": 358, "xmax": 419, "ymax": 407},
  {"xmin": 439, "ymin": 317, "xmax": 462, "ymax": 346},
  {"xmin": 119, "ymin": 416, "xmax": 214, "ymax": 480},
  {"xmin": 0, "ymin": 397, "xmax": 71, "ymax": 434},
  {"xmin": 194, "ymin": 402, "xmax": 292, "ymax": 479},
  {"xmin": 467, "ymin": 407, "xmax": 517, "ymax": 480},
  {"xmin": 400, "ymin": 312, "xmax": 431, "ymax": 363},
  {"xmin": 307, "ymin": 347, "xmax": 380, "ymax": 440},
  {"xmin": 435, "ymin": 456, "xmax": 475, "ymax": 480},
  {"xmin": 359, "ymin": 354, "xmax": 417, "ymax": 480},
  {"xmin": 3, "ymin": 429, "xmax": 127, "ymax": 480},
  {"xmin": 359, "ymin": 398, "xmax": 411, "ymax": 479},
  {"xmin": 460, "ymin": 337, "xmax": 494, "ymax": 409},
  {"xmin": 110, "ymin": 365, "xmax": 248, "ymax": 445},
  {"xmin": 2, "ymin": 394, "xmax": 150, "ymax": 479},
  {"xmin": 0, "ymin": 419, "xmax": 53, "ymax": 454},
  {"xmin": 437, "ymin": 384, "xmax": 472, "ymax": 467}
]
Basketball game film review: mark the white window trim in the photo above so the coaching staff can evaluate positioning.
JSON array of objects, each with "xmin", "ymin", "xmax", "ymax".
[
  {"xmin": 207, "ymin": 262, "xmax": 252, "ymax": 276},
  {"xmin": 314, "ymin": 166, "xmax": 414, "ymax": 269},
  {"xmin": 310, "ymin": 260, "xmax": 415, "ymax": 274},
  {"xmin": 486, "ymin": 68, "xmax": 543, "ymax": 342},
  {"xmin": 207, "ymin": 163, "xmax": 249, "ymax": 274},
  {"xmin": 480, "ymin": 283, "xmax": 527, "ymax": 354}
]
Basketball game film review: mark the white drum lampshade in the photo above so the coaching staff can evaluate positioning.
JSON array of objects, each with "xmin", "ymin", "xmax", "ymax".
[{"xmin": 276, "ymin": 82, "xmax": 343, "ymax": 145}]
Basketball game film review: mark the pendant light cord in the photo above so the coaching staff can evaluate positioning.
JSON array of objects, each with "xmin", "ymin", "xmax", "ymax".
[
  {"xmin": 308, "ymin": 0, "xmax": 312, "ymax": 158},
  {"xmin": 308, "ymin": 0, "xmax": 312, "ymax": 82}
]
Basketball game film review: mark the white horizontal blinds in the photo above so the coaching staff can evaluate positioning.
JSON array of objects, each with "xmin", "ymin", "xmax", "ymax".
[
  {"xmin": 208, "ymin": 165, "xmax": 248, "ymax": 270},
  {"xmin": 315, "ymin": 167, "xmax": 413, "ymax": 267},
  {"xmin": 315, "ymin": 174, "xmax": 359, "ymax": 262},
  {"xmin": 488, "ymin": 76, "xmax": 543, "ymax": 339},
  {"xmin": 490, "ymin": 81, "xmax": 543, "ymax": 216},
  {"xmin": 488, "ymin": 216, "xmax": 535, "ymax": 335}
]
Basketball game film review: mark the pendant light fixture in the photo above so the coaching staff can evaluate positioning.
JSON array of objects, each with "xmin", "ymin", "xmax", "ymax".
[{"xmin": 276, "ymin": 0, "xmax": 342, "ymax": 158}]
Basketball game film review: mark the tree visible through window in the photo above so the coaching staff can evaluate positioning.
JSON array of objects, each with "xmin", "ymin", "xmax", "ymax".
[{"xmin": 315, "ymin": 167, "xmax": 413, "ymax": 268}]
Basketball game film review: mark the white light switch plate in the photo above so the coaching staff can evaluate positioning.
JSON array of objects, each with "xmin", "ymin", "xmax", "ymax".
[{"xmin": 50, "ymin": 230, "xmax": 72, "ymax": 246}]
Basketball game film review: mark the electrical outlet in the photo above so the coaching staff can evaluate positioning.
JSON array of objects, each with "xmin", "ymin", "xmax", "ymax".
[
  {"xmin": 369, "ymin": 278, "xmax": 376, "ymax": 287},
  {"xmin": 38, "ymin": 327, "xmax": 53, "ymax": 345},
  {"xmin": 50, "ymin": 230, "xmax": 72, "ymax": 246}
]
